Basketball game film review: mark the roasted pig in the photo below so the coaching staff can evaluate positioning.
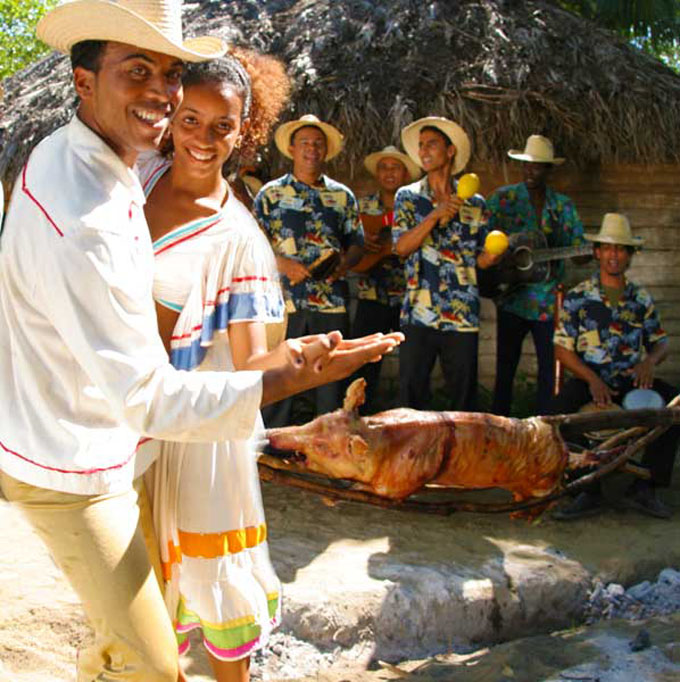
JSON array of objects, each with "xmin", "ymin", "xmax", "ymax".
[{"xmin": 266, "ymin": 379, "xmax": 569, "ymax": 503}]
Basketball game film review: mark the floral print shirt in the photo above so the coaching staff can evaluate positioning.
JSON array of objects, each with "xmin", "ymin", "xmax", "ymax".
[
  {"xmin": 554, "ymin": 273, "xmax": 667, "ymax": 390},
  {"xmin": 486, "ymin": 182, "xmax": 584, "ymax": 321},
  {"xmin": 392, "ymin": 176, "xmax": 488, "ymax": 332},
  {"xmin": 254, "ymin": 173, "xmax": 363, "ymax": 313},
  {"xmin": 356, "ymin": 193, "xmax": 406, "ymax": 308}
]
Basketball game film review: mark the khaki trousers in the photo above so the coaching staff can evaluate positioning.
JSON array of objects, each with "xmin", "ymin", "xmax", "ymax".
[{"xmin": 0, "ymin": 472, "xmax": 178, "ymax": 682}]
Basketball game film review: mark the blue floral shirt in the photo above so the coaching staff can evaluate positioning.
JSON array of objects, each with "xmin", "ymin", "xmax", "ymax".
[
  {"xmin": 393, "ymin": 176, "xmax": 488, "ymax": 332},
  {"xmin": 356, "ymin": 193, "xmax": 405, "ymax": 308},
  {"xmin": 554, "ymin": 273, "xmax": 667, "ymax": 390},
  {"xmin": 486, "ymin": 182, "xmax": 584, "ymax": 321},
  {"xmin": 254, "ymin": 174, "xmax": 363, "ymax": 312}
]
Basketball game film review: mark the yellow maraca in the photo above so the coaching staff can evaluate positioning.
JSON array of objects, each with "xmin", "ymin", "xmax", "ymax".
[
  {"xmin": 456, "ymin": 172, "xmax": 480, "ymax": 200},
  {"xmin": 485, "ymin": 230, "xmax": 509, "ymax": 256}
]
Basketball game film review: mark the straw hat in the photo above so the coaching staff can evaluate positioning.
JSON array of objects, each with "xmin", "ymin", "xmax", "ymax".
[
  {"xmin": 400, "ymin": 116, "xmax": 471, "ymax": 176},
  {"xmin": 37, "ymin": 0, "xmax": 226, "ymax": 63},
  {"xmin": 585, "ymin": 213, "xmax": 643, "ymax": 248},
  {"xmin": 274, "ymin": 114, "xmax": 344, "ymax": 161},
  {"xmin": 507, "ymin": 135, "xmax": 565, "ymax": 165},
  {"xmin": 364, "ymin": 145, "xmax": 421, "ymax": 181}
]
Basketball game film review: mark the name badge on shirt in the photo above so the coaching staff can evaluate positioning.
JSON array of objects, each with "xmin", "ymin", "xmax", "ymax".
[
  {"xmin": 280, "ymin": 196, "xmax": 305, "ymax": 210},
  {"xmin": 422, "ymin": 245, "xmax": 440, "ymax": 266},
  {"xmin": 459, "ymin": 205, "xmax": 482, "ymax": 226},
  {"xmin": 413, "ymin": 304, "xmax": 438, "ymax": 326},
  {"xmin": 577, "ymin": 329, "xmax": 601, "ymax": 352},
  {"xmin": 320, "ymin": 191, "xmax": 347, "ymax": 209}
]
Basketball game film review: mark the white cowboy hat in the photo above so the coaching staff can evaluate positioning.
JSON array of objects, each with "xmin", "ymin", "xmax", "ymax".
[
  {"xmin": 400, "ymin": 116, "xmax": 471, "ymax": 176},
  {"xmin": 585, "ymin": 213, "xmax": 643, "ymax": 248},
  {"xmin": 364, "ymin": 145, "xmax": 421, "ymax": 182},
  {"xmin": 37, "ymin": 0, "xmax": 226, "ymax": 63},
  {"xmin": 274, "ymin": 114, "xmax": 344, "ymax": 161},
  {"xmin": 507, "ymin": 134, "xmax": 565, "ymax": 165}
]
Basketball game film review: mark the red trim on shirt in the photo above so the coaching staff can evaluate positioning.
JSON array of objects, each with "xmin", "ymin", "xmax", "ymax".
[
  {"xmin": 154, "ymin": 219, "xmax": 221, "ymax": 256},
  {"xmin": 21, "ymin": 164, "xmax": 64, "ymax": 237},
  {"xmin": 0, "ymin": 437, "xmax": 151, "ymax": 475}
]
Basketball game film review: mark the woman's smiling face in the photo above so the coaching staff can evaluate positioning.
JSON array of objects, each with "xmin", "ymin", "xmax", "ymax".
[{"xmin": 171, "ymin": 81, "xmax": 246, "ymax": 173}]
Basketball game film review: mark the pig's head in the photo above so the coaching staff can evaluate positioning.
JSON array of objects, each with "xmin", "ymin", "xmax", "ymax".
[{"xmin": 264, "ymin": 379, "xmax": 379, "ymax": 483}]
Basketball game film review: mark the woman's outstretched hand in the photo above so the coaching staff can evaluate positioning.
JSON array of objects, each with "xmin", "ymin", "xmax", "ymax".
[{"xmin": 261, "ymin": 331, "xmax": 404, "ymax": 406}]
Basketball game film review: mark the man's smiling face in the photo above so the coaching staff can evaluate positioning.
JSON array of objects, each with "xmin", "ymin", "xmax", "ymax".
[{"xmin": 74, "ymin": 41, "xmax": 184, "ymax": 166}]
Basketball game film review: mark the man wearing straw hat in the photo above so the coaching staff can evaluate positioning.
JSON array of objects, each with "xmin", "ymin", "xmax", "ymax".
[
  {"xmin": 487, "ymin": 134, "xmax": 585, "ymax": 417},
  {"xmin": 350, "ymin": 145, "xmax": 420, "ymax": 413},
  {"xmin": 0, "ymin": 4, "xmax": 402, "ymax": 680},
  {"xmin": 393, "ymin": 116, "xmax": 499, "ymax": 411},
  {"xmin": 255, "ymin": 114, "xmax": 365, "ymax": 426},
  {"xmin": 551, "ymin": 213, "xmax": 677, "ymax": 520}
]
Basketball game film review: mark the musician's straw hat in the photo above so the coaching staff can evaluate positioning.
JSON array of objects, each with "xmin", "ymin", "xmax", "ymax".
[
  {"xmin": 401, "ymin": 116, "xmax": 471, "ymax": 176},
  {"xmin": 364, "ymin": 145, "xmax": 421, "ymax": 181},
  {"xmin": 37, "ymin": 0, "xmax": 226, "ymax": 62},
  {"xmin": 585, "ymin": 213, "xmax": 643, "ymax": 248},
  {"xmin": 274, "ymin": 114, "xmax": 344, "ymax": 161},
  {"xmin": 507, "ymin": 135, "xmax": 565, "ymax": 165}
]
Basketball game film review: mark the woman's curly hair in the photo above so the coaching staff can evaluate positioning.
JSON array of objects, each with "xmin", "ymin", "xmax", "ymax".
[{"xmin": 182, "ymin": 47, "xmax": 291, "ymax": 158}]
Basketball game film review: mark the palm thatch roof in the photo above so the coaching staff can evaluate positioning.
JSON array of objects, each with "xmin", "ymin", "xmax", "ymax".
[{"xmin": 2, "ymin": 0, "xmax": 680, "ymax": 186}]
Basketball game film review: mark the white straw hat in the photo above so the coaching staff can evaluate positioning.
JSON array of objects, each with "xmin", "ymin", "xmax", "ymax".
[
  {"xmin": 400, "ymin": 116, "xmax": 471, "ymax": 176},
  {"xmin": 364, "ymin": 145, "xmax": 421, "ymax": 181},
  {"xmin": 507, "ymin": 134, "xmax": 565, "ymax": 165},
  {"xmin": 37, "ymin": 0, "xmax": 226, "ymax": 63},
  {"xmin": 274, "ymin": 114, "xmax": 344, "ymax": 161},
  {"xmin": 585, "ymin": 213, "xmax": 643, "ymax": 248}
]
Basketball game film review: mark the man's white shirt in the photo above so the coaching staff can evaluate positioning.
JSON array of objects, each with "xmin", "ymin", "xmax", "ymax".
[{"xmin": 0, "ymin": 117, "xmax": 262, "ymax": 494}]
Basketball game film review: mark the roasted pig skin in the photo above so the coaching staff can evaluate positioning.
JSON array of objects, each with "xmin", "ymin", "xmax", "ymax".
[{"xmin": 266, "ymin": 401, "xmax": 568, "ymax": 502}]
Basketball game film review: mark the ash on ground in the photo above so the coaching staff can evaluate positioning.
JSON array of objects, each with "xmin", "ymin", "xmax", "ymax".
[{"xmin": 585, "ymin": 567, "xmax": 680, "ymax": 623}]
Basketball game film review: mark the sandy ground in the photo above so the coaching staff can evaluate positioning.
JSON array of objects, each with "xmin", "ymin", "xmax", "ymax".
[{"xmin": 1, "ymin": 474, "xmax": 679, "ymax": 681}]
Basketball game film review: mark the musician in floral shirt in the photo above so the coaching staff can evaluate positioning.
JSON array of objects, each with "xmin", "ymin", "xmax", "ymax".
[
  {"xmin": 551, "ymin": 214, "xmax": 676, "ymax": 520},
  {"xmin": 393, "ymin": 117, "xmax": 498, "ymax": 411},
  {"xmin": 351, "ymin": 146, "xmax": 420, "ymax": 413},
  {"xmin": 255, "ymin": 115, "xmax": 364, "ymax": 426},
  {"xmin": 486, "ymin": 135, "xmax": 585, "ymax": 416}
]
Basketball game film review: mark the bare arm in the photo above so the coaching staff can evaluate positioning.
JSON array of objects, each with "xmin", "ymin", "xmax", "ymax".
[
  {"xmin": 276, "ymin": 255, "xmax": 310, "ymax": 285},
  {"xmin": 395, "ymin": 196, "xmax": 463, "ymax": 257},
  {"xmin": 554, "ymin": 344, "xmax": 617, "ymax": 406},
  {"xmin": 629, "ymin": 340, "xmax": 669, "ymax": 389},
  {"xmin": 260, "ymin": 331, "xmax": 404, "ymax": 406}
]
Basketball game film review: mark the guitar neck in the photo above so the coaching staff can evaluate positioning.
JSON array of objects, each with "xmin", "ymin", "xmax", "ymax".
[{"xmin": 531, "ymin": 243, "xmax": 592, "ymax": 264}]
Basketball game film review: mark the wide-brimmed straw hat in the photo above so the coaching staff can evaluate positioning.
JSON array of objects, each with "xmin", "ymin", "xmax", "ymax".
[
  {"xmin": 585, "ymin": 213, "xmax": 643, "ymax": 248},
  {"xmin": 401, "ymin": 116, "xmax": 471, "ymax": 176},
  {"xmin": 274, "ymin": 114, "xmax": 344, "ymax": 161},
  {"xmin": 364, "ymin": 145, "xmax": 421, "ymax": 181},
  {"xmin": 37, "ymin": 0, "xmax": 226, "ymax": 63},
  {"xmin": 508, "ymin": 134, "xmax": 565, "ymax": 165}
]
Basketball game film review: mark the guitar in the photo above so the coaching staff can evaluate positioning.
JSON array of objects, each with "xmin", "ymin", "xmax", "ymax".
[
  {"xmin": 352, "ymin": 212, "xmax": 394, "ymax": 273},
  {"xmin": 478, "ymin": 231, "xmax": 592, "ymax": 299}
]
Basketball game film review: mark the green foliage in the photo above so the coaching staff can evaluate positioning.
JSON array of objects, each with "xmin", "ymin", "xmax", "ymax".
[
  {"xmin": 555, "ymin": 0, "xmax": 680, "ymax": 73},
  {"xmin": 557, "ymin": 0, "xmax": 678, "ymax": 43},
  {"xmin": 0, "ymin": 0, "xmax": 56, "ymax": 80}
]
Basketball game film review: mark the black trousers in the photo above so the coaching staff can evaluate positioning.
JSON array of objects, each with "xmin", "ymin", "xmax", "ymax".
[
  {"xmin": 261, "ymin": 309, "xmax": 349, "ymax": 428},
  {"xmin": 351, "ymin": 299, "xmax": 401, "ymax": 414},
  {"xmin": 549, "ymin": 377, "xmax": 679, "ymax": 488},
  {"xmin": 399, "ymin": 324, "xmax": 478, "ymax": 411},
  {"xmin": 492, "ymin": 309, "xmax": 555, "ymax": 416}
]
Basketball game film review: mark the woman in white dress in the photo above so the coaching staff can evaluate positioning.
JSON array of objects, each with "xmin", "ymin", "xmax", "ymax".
[{"xmin": 139, "ymin": 49, "xmax": 290, "ymax": 682}]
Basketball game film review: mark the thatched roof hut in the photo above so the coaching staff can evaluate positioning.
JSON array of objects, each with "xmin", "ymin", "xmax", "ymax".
[
  {"xmin": 2, "ymin": 0, "xmax": 680, "ymax": 184},
  {"xmin": 2, "ymin": 0, "xmax": 680, "ymax": 398}
]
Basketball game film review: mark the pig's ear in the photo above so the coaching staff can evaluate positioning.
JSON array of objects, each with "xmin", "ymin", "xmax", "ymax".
[
  {"xmin": 343, "ymin": 378, "xmax": 367, "ymax": 413},
  {"xmin": 349, "ymin": 434, "xmax": 369, "ymax": 458}
]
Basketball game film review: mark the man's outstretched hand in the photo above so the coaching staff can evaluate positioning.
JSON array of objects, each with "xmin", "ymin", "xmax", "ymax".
[{"xmin": 261, "ymin": 331, "xmax": 404, "ymax": 406}]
